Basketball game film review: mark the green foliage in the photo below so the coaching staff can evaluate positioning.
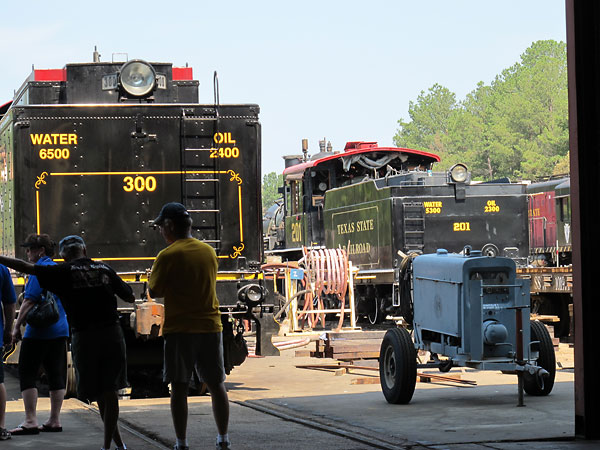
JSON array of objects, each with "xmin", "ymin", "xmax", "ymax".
[
  {"xmin": 262, "ymin": 172, "xmax": 283, "ymax": 213},
  {"xmin": 394, "ymin": 40, "xmax": 569, "ymax": 181}
]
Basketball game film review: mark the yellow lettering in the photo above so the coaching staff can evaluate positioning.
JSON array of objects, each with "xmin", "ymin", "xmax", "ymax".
[
  {"xmin": 348, "ymin": 242, "xmax": 371, "ymax": 255},
  {"xmin": 122, "ymin": 176, "xmax": 157, "ymax": 193},
  {"xmin": 123, "ymin": 176, "xmax": 134, "ymax": 192},
  {"xmin": 214, "ymin": 132, "xmax": 236, "ymax": 144},
  {"xmin": 209, "ymin": 146, "xmax": 240, "ymax": 158},
  {"xmin": 355, "ymin": 219, "xmax": 375, "ymax": 232},
  {"xmin": 31, "ymin": 133, "xmax": 78, "ymax": 146},
  {"xmin": 39, "ymin": 148, "xmax": 70, "ymax": 160},
  {"xmin": 30, "ymin": 134, "xmax": 43, "ymax": 145},
  {"xmin": 424, "ymin": 201, "xmax": 440, "ymax": 208},
  {"xmin": 453, "ymin": 222, "xmax": 471, "ymax": 232},
  {"xmin": 291, "ymin": 222, "xmax": 302, "ymax": 242}
]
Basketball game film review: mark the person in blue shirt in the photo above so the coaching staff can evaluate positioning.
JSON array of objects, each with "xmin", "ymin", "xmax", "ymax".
[
  {"xmin": 9, "ymin": 234, "xmax": 69, "ymax": 436},
  {"xmin": 0, "ymin": 235, "xmax": 134, "ymax": 450},
  {"xmin": 0, "ymin": 263, "xmax": 16, "ymax": 440}
]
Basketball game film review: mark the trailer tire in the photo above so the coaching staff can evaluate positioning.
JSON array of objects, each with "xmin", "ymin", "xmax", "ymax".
[
  {"xmin": 379, "ymin": 327, "xmax": 417, "ymax": 404},
  {"xmin": 524, "ymin": 320, "xmax": 556, "ymax": 396}
]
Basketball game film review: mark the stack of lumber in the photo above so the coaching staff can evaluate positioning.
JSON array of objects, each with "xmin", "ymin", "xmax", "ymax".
[
  {"xmin": 542, "ymin": 322, "xmax": 574, "ymax": 369},
  {"xmin": 543, "ymin": 322, "xmax": 561, "ymax": 347},
  {"xmin": 531, "ymin": 313, "xmax": 560, "ymax": 324},
  {"xmin": 555, "ymin": 342, "xmax": 574, "ymax": 369},
  {"xmin": 299, "ymin": 330, "xmax": 385, "ymax": 359}
]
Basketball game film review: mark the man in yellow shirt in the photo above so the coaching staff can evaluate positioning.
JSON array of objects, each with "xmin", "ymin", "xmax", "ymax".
[{"xmin": 148, "ymin": 202, "xmax": 230, "ymax": 450}]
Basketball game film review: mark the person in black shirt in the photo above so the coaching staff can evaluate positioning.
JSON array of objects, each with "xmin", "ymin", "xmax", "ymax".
[{"xmin": 0, "ymin": 235, "xmax": 134, "ymax": 450}]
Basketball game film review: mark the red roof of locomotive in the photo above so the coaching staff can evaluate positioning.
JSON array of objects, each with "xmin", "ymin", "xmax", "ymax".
[{"xmin": 282, "ymin": 141, "xmax": 440, "ymax": 175}]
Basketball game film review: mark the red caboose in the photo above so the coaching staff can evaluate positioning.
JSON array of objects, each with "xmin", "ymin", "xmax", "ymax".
[{"xmin": 527, "ymin": 177, "xmax": 571, "ymax": 266}]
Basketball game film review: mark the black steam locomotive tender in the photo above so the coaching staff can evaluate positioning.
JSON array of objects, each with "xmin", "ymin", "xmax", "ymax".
[{"xmin": 0, "ymin": 52, "xmax": 279, "ymax": 386}]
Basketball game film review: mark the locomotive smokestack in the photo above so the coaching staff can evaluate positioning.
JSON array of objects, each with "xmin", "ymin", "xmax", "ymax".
[
  {"xmin": 93, "ymin": 46, "xmax": 101, "ymax": 63},
  {"xmin": 302, "ymin": 139, "xmax": 308, "ymax": 161}
]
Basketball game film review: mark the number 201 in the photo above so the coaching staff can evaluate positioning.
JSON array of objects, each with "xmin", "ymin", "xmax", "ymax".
[
  {"xmin": 123, "ymin": 176, "xmax": 157, "ymax": 192},
  {"xmin": 291, "ymin": 223, "xmax": 302, "ymax": 242},
  {"xmin": 453, "ymin": 222, "xmax": 471, "ymax": 231}
]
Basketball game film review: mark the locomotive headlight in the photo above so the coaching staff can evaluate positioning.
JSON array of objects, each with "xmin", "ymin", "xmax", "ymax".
[
  {"xmin": 237, "ymin": 284, "xmax": 266, "ymax": 307},
  {"xmin": 449, "ymin": 163, "xmax": 468, "ymax": 183},
  {"xmin": 120, "ymin": 60, "xmax": 156, "ymax": 97}
]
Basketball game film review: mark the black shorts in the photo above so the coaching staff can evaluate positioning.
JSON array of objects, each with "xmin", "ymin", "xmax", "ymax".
[
  {"xmin": 18, "ymin": 337, "xmax": 68, "ymax": 392},
  {"xmin": 0, "ymin": 361, "xmax": 4, "ymax": 384},
  {"xmin": 71, "ymin": 323, "xmax": 127, "ymax": 402}
]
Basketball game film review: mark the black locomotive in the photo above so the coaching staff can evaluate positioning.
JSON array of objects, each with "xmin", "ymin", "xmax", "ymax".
[
  {"xmin": 0, "ymin": 51, "xmax": 277, "ymax": 393},
  {"xmin": 265, "ymin": 140, "xmax": 529, "ymax": 323}
]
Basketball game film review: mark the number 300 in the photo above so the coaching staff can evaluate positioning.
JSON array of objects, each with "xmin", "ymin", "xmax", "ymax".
[{"xmin": 123, "ymin": 176, "xmax": 157, "ymax": 192}]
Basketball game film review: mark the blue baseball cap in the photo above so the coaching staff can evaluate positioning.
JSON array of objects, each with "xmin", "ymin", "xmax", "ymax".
[{"xmin": 59, "ymin": 235, "xmax": 86, "ymax": 253}]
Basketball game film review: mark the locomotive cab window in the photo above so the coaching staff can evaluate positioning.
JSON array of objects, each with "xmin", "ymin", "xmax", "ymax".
[
  {"xmin": 285, "ymin": 178, "xmax": 303, "ymax": 216},
  {"xmin": 558, "ymin": 196, "xmax": 571, "ymax": 222},
  {"xmin": 310, "ymin": 169, "xmax": 329, "ymax": 208}
]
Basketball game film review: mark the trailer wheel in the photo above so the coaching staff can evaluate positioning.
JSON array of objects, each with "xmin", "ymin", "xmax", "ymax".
[
  {"xmin": 524, "ymin": 320, "xmax": 556, "ymax": 396},
  {"xmin": 379, "ymin": 327, "xmax": 417, "ymax": 404}
]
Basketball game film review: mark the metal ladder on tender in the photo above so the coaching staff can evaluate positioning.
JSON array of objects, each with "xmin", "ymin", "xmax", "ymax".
[
  {"xmin": 402, "ymin": 201, "xmax": 425, "ymax": 253},
  {"xmin": 180, "ymin": 110, "xmax": 221, "ymax": 251}
]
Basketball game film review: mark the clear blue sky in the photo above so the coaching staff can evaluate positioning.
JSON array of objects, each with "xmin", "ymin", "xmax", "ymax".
[{"xmin": 0, "ymin": 1, "xmax": 566, "ymax": 175}]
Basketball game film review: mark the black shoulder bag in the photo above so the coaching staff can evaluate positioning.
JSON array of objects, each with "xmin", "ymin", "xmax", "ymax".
[{"xmin": 26, "ymin": 291, "xmax": 60, "ymax": 328}]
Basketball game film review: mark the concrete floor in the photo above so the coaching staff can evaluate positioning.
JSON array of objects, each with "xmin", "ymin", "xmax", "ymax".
[{"xmin": 2, "ymin": 343, "xmax": 598, "ymax": 450}]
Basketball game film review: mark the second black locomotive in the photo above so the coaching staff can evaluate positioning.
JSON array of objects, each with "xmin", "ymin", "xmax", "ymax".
[{"xmin": 265, "ymin": 140, "xmax": 529, "ymax": 323}]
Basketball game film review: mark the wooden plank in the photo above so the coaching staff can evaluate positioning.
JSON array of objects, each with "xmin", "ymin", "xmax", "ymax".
[
  {"xmin": 350, "ymin": 377, "xmax": 380, "ymax": 385},
  {"xmin": 531, "ymin": 314, "xmax": 560, "ymax": 322},
  {"xmin": 326, "ymin": 330, "xmax": 387, "ymax": 341},
  {"xmin": 296, "ymin": 363, "xmax": 378, "ymax": 371},
  {"xmin": 351, "ymin": 374, "xmax": 474, "ymax": 386},
  {"xmin": 334, "ymin": 351, "xmax": 380, "ymax": 360},
  {"xmin": 351, "ymin": 359, "xmax": 379, "ymax": 368},
  {"xmin": 419, "ymin": 371, "xmax": 462, "ymax": 380},
  {"xmin": 417, "ymin": 372, "xmax": 476, "ymax": 385},
  {"xmin": 326, "ymin": 338, "xmax": 384, "ymax": 346},
  {"xmin": 329, "ymin": 343, "xmax": 382, "ymax": 353}
]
